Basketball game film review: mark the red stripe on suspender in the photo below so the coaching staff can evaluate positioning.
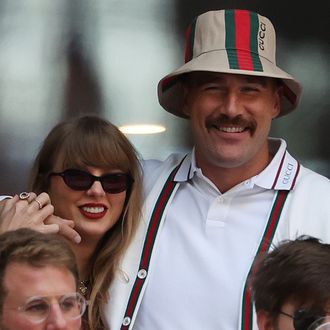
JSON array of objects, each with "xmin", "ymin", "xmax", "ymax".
[
  {"xmin": 140, "ymin": 180, "xmax": 176, "ymax": 268},
  {"xmin": 262, "ymin": 191, "xmax": 287, "ymax": 252},
  {"xmin": 120, "ymin": 160, "xmax": 184, "ymax": 329},
  {"xmin": 242, "ymin": 190, "xmax": 289, "ymax": 330}
]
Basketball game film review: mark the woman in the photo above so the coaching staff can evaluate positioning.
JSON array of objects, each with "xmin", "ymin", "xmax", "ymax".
[{"xmin": 0, "ymin": 115, "xmax": 143, "ymax": 329}]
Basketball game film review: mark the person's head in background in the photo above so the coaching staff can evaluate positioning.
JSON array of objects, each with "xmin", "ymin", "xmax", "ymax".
[
  {"xmin": 251, "ymin": 236, "xmax": 330, "ymax": 330},
  {"xmin": 0, "ymin": 228, "xmax": 85, "ymax": 330},
  {"xmin": 28, "ymin": 115, "xmax": 143, "ymax": 329}
]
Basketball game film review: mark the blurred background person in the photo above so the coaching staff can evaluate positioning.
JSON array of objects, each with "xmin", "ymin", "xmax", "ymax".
[
  {"xmin": 251, "ymin": 236, "xmax": 330, "ymax": 330},
  {"xmin": 0, "ymin": 228, "xmax": 86, "ymax": 330}
]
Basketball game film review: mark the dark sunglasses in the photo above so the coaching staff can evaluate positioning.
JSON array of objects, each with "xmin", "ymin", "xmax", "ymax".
[
  {"xmin": 49, "ymin": 169, "xmax": 133, "ymax": 194},
  {"xmin": 280, "ymin": 309, "xmax": 325, "ymax": 330}
]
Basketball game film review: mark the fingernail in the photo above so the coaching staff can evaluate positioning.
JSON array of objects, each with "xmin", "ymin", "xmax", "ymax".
[{"xmin": 74, "ymin": 235, "xmax": 82, "ymax": 244}]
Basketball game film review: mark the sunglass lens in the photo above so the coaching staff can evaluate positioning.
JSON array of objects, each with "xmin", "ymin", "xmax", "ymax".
[
  {"xmin": 102, "ymin": 174, "xmax": 130, "ymax": 193},
  {"xmin": 63, "ymin": 170, "xmax": 92, "ymax": 190}
]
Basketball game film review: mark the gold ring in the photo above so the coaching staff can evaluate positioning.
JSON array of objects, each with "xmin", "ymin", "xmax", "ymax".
[
  {"xmin": 34, "ymin": 199, "xmax": 43, "ymax": 209},
  {"xmin": 19, "ymin": 192, "xmax": 30, "ymax": 200}
]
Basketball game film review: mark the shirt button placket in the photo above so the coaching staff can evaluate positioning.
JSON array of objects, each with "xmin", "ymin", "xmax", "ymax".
[
  {"xmin": 138, "ymin": 268, "xmax": 147, "ymax": 279},
  {"xmin": 122, "ymin": 269, "xmax": 148, "ymax": 328}
]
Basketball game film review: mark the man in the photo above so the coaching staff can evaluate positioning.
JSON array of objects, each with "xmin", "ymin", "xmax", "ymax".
[
  {"xmin": 0, "ymin": 228, "xmax": 86, "ymax": 330},
  {"xmin": 104, "ymin": 9, "xmax": 330, "ymax": 330},
  {"xmin": 251, "ymin": 236, "xmax": 330, "ymax": 330}
]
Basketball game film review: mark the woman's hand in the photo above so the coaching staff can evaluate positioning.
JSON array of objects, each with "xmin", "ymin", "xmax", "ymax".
[{"xmin": 0, "ymin": 192, "xmax": 81, "ymax": 243}]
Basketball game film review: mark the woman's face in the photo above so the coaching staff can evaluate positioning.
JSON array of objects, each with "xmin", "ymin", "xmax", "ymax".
[{"xmin": 48, "ymin": 165, "xmax": 128, "ymax": 243}]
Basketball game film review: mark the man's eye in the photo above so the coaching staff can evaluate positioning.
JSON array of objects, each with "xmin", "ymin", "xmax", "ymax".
[
  {"xmin": 242, "ymin": 86, "xmax": 259, "ymax": 92},
  {"xmin": 25, "ymin": 301, "xmax": 49, "ymax": 313},
  {"xmin": 201, "ymin": 84, "xmax": 225, "ymax": 91},
  {"xmin": 60, "ymin": 297, "xmax": 77, "ymax": 311}
]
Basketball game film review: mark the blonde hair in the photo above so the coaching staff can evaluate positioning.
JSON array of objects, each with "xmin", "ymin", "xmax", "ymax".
[{"xmin": 29, "ymin": 115, "xmax": 143, "ymax": 329}]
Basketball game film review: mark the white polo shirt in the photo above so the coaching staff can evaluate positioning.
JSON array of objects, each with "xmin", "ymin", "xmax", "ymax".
[{"xmin": 133, "ymin": 139, "xmax": 294, "ymax": 329}]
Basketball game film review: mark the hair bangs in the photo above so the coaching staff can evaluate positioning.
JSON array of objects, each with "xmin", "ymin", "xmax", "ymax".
[{"xmin": 58, "ymin": 122, "xmax": 132, "ymax": 174}]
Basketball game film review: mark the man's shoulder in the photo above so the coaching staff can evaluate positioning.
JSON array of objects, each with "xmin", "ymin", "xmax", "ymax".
[
  {"xmin": 283, "ymin": 166, "xmax": 330, "ymax": 239},
  {"xmin": 141, "ymin": 153, "xmax": 187, "ymax": 194},
  {"xmin": 296, "ymin": 165, "xmax": 330, "ymax": 191},
  {"xmin": 141, "ymin": 153, "xmax": 187, "ymax": 174}
]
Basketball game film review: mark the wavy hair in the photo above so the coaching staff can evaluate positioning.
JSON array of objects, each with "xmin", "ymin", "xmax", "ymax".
[{"xmin": 29, "ymin": 115, "xmax": 143, "ymax": 329}]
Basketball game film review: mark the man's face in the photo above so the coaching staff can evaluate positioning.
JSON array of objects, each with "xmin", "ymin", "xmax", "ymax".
[
  {"xmin": 1, "ymin": 262, "xmax": 81, "ymax": 330},
  {"xmin": 183, "ymin": 72, "xmax": 281, "ymax": 174}
]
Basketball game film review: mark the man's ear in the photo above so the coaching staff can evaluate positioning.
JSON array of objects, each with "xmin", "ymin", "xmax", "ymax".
[
  {"xmin": 257, "ymin": 310, "xmax": 275, "ymax": 330},
  {"xmin": 272, "ymin": 85, "xmax": 283, "ymax": 119}
]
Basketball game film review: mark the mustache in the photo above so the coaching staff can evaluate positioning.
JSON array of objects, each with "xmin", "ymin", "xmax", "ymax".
[{"xmin": 205, "ymin": 114, "xmax": 257, "ymax": 133}]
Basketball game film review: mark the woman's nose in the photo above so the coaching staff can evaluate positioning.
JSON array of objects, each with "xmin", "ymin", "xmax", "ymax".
[{"xmin": 86, "ymin": 180, "xmax": 106, "ymax": 197}]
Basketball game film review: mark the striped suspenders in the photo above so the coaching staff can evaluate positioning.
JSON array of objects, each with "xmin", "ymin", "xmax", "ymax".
[{"xmin": 121, "ymin": 164, "xmax": 290, "ymax": 329}]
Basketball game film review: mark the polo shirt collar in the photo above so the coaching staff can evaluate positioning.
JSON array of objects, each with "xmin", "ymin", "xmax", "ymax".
[
  {"xmin": 253, "ymin": 138, "xmax": 300, "ymax": 190},
  {"xmin": 173, "ymin": 138, "xmax": 300, "ymax": 191},
  {"xmin": 173, "ymin": 151, "xmax": 195, "ymax": 182}
]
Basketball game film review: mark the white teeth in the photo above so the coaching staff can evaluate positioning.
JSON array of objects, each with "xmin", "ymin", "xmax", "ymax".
[
  {"xmin": 218, "ymin": 126, "xmax": 245, "ymax": 133},
  {"xmin": 82, "ymin": 206, "xmax": 105, "ymax": 214}
]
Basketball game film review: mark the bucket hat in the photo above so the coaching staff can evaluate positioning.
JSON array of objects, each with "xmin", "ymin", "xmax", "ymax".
[{"xmin": 158, "ymin": 9, "xmax": 302, "ymax": 118}]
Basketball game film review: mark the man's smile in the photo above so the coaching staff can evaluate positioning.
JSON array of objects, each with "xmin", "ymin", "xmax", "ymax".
[{"xmin": 206, "ymin": 115, "xmax": 257, "ymax": 136}]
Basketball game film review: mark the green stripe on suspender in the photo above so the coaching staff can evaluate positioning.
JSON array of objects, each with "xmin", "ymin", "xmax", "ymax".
[
  {"xmin": 120, "ymin": 162, "xmax": 182, "ymax": 329},
  {"xmin": 121, "ymin": 161, "xmax": 289, "ymax": 330},
  {"xmin": 241, "ymin": 190, "xmax": 289, "ymax": 330}
]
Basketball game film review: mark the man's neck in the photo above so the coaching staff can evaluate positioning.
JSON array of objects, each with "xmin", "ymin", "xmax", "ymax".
[{"xmin": 197, "ymin": 151, "xmax": 273, "ymax": 193}]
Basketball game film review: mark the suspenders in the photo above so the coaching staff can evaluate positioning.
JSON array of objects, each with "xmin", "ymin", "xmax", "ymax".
[
  {"xmin": 121, "ymin": 163, "xmax": 181, "ymax": 329},
  {"xmin": 241, "ymin": 190, "xmax": 289, "ymax": 329},
  {"xmin": 121, "ymin": 163, "xmax": 290, "ymax": 330}
]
